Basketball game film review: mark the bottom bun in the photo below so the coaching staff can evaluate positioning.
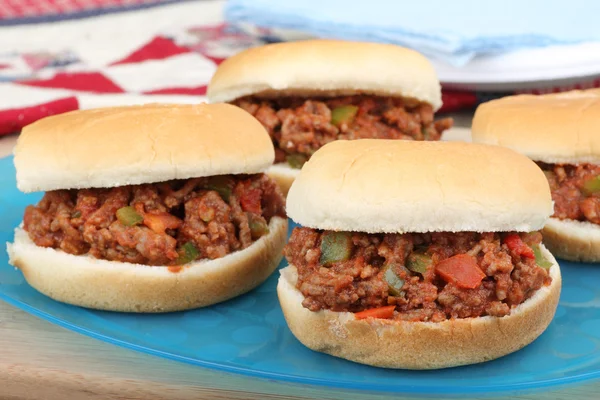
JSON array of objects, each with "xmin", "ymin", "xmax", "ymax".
[
  {"xmin": 267, "ymin": 163, "xmax": 300, "ymax": 197},
  {"xmin": 277, "ymin": 245, "xmax": 561, "ymax": 369},
  {"xmin": 7, "ymin": 217, "xmax": 287, "ymax": 313},
  {"xmin": 542, "ymin": 217, "xmax": 600, "ymax": 262}
]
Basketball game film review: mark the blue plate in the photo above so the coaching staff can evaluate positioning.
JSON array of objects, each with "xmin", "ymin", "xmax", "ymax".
[{"xmin": 1, "ymin": 155, "xmax": 600, "ymax": 396}]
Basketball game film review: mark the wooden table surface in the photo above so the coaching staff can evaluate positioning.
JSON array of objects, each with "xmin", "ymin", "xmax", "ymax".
[{"xmin": 1, "ymin": 128, "xmax": 600, "ymax": 400}]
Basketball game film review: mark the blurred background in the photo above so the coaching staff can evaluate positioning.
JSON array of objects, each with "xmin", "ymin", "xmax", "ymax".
[{"xmin": 1, "ymin": 0, "xmax": 599, "ymax": 136}]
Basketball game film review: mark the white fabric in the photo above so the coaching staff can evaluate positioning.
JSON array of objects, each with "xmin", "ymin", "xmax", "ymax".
[
  {"xmin": 0, "ymin": 1, "xmax": 225, "ymax": 66},
  {"xmin": 0, "ymin": 82, "xmax": 206, "ymax": 110},
  {"xmin": 104, "ymin": 53, "xmax": 217, "ymax": 92}
]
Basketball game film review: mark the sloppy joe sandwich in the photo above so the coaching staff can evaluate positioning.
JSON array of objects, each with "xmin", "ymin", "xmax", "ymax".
[
  {"xmin": 278, "ymin": 140, "xmax": 561, "ymax": 369},
  {"xmin": 472, "ymin": 90, "xmax": 600, "ymax": 262},
  {"xmin": 7, "ymin": 103, "xmax": 287, "ymax": 313},
  {"xmin": 207, "ymin": 39, "xmax": 453, "ymax": 195}
]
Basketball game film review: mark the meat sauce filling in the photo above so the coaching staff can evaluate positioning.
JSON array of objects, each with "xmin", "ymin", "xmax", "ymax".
[
  {"xmin": 284, "ymin": 228, "xmax": 553, "ymax": 321},
  {"xmin": 23, "ymin": 174, "xmax": 286, "ymax": 266},
  {"xmin": 538, "ymin": 162, "xmax": 600, "ymax": 224},
  {"xmin": 234, "ymin": 95, "xmax": 454, "ymax": 167}
]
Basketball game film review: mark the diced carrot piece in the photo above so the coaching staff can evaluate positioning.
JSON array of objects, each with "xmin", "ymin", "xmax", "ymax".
[
  {"xmin": 435, "ymin": 254, "xmax": 486, "ymax": 289},
  {"xmin": 143, "ymin": 212, "xmax": 182, "ymax": 234},
  {"xmin": 355, "ymin": 305, "xmax": 396, "ymax": 320}
]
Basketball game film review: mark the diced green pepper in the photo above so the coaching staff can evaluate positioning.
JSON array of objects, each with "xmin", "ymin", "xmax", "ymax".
[
  {"xmin": 382, "ymin": 264, "xmax": 405, "ymax": 296},
  {"xmin": 407, "ymin": 252, "xmax": 432, "ymax": 274},
  {"xmin": 206, "ymin": 176, "xmax": 234, "ymax": 202},
  {"xmin": 320, "ymin": 231, "xmax": 353, "ymax": 266},
  {"xmin": 331, "ymin": 105, "xmax": 359, "ymax": 127},
  {"xmin": 583, "ymin": 176, "xmax": 600, "ymax": 196},
  {"xmin": 286, "ymin": 154, "xmax": 308, "ymax": 169},
  {"xmin": 175, "ymin": 242, "xmax": 200, "ymax": 265},
  {"xmin": 249, "ymin": 215, "xmax": 269, "ymax": 239},
  {"xmin": 71, "ymin": 210, "xmax": 82, "ymax": 219},
  {"xmin": 421, "ymin": 127, "xmax": 430, "ymax": 140},
  {"xmin": 116, "ymin": 206, "xmax": 143, "ymax": 227},
  {"xmin": 532, "ymin": 244, "xmax": 553, "ymax": 270}
]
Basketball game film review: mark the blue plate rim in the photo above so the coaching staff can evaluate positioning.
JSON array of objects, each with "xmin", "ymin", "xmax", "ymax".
[
  {"xmin": 2, "ymin": 150, "xmax": 600, "ymax": 396},
  {"xmin": 3, "ymin": 286, "xmax": 600, "ymax": 395}
]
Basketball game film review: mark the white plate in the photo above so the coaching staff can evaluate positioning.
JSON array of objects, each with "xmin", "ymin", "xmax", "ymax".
[
  {"xmin": 224, "ymin": 25, "xmax": 600, "ymax": 93},
  {"xmin": 433, "ymin": 42, "xmax": 600, "ymax": 92},
  {"xmin": 441, "ymin": 127, "xmax": 471, "ymax": 143}
]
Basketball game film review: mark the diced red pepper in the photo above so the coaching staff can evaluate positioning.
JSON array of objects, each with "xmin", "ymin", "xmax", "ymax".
[
  {"xmin": 504, "ymin": 233, "xmax": 535, "ymax": 259},
  {"xmin": 355, "ymin": 305, "xmax": 396, "ymax": 320},
  {"xmin": 240, "ymin": 187, "xmax": 262, "ymax": 214},
  {"xmin": 435, "ymin": 254, "xmax": 486, "ymax": 289}
]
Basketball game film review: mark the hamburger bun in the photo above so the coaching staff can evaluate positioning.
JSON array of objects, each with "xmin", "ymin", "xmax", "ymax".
[
  {"xmin": 14, "ymin": 103, "xmax": 275, "ymax": 192},
  {"xmin": 471, "ymin": 90, "xmax": 600, "ymax": 165},
  {"xmin": 280, "ymin": 139, "xmax": 559, "ymax": 368},
  {"xmin": 542, "ymin": 218, "xmax": 600, "ymax": 262},
  {"xmin": 277, "ymin": 246, "xmax": 561, "ymax": 370},
  {"xmin": 8, "ymin": 218, "xmax": 287, "ymax": 313},
  {"xmin": 266, "ymin": 127, "xmax": 470, "ymax": 197},
  {"xmin": 267, "ymin": 163, "xmax": 299, "ymax": 197},
  {"xmin": 207, "ymin": 39, "xmax": 442, "ymax": 110},
  {"xmin": 471, "ymin": 90, "xmax": 600, "ymax": 262},
  {"xmin": 287, "ymin": 139, "xmax": 553, "ymax": 233},
  {"xmin": 8, "ymin": 103, "xmax": 288, "ymax": 312}
]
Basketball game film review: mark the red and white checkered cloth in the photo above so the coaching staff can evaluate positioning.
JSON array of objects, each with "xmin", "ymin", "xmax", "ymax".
[
  {"xmin": 0, "ymin": 0, "xmax": 271, "ymax": 135},
  {"xmin": 1, "ymin": 0, "xmax": 491, "ymax": 137},
  {"xmin": 0, "ymin": 0, "xmax": 166, "ymax": 20},
  {"xmin": 7, "ymin": 0, "xmax": 593, "ymax": 137},
  {"xmin": 0, "ymin": 35, "xmax": 216, "ymax": 134}
]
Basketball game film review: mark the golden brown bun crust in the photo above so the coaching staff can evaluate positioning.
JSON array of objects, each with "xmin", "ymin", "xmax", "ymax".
[
  {"xmin": 287, "ymin": 140, "xmax": 553, "ymax": 233},
  {"xmin": 542, "ymin": 217, "xmax": 600, "ymax": 262},
  {"xmin": 14, "ymin": 103, "xmax": 274, "ymax": 193},
  {"xmin": 207, "ymin": 40, "xmax": 442, "ymax": 110},
  {"xmin": 472, "ymin": 90, "xmax": 600, "ymax": 164},
  {"xmin": 7, "ymin": 218, "xmax": 287, "ymax": 313},
  {"xmin": 277, "ymin": 250, "xmax": 561, "ymax": 369},
  {"xmin": 267, "ymin": 128, "xmax": 471, "ymax": 197}
]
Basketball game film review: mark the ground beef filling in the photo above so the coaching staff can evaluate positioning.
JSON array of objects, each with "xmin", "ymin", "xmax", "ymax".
[
  {"xmin": 538, "ymin": 162, "xmax": 600, "ymax": 224},
  {"xmin": 23, "ymin": 174, "xmax": 286, "ymax": 266},
  {"xmin": 284, "ymin": 228, "xmax": 552, "ymax": 321},
  {"xmin": 233, "ymin": 95, "xmax": 454, "ymax": 165}
]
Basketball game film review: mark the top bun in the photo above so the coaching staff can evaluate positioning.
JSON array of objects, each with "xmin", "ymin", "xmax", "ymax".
[
  {"xmin": 472, "ymin": 90, "xmax": 600, "ymax": 164},
  {"xmin": 287, "ymin": 140, "xmax": 553, "ymax": 233},
  {"xmin": 207, "ymin": 40, "xmax": 442, "ymax": 110},
  {"xmin": 14, "ymin": 103, "xmax": 274, "ymax": 193}
]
